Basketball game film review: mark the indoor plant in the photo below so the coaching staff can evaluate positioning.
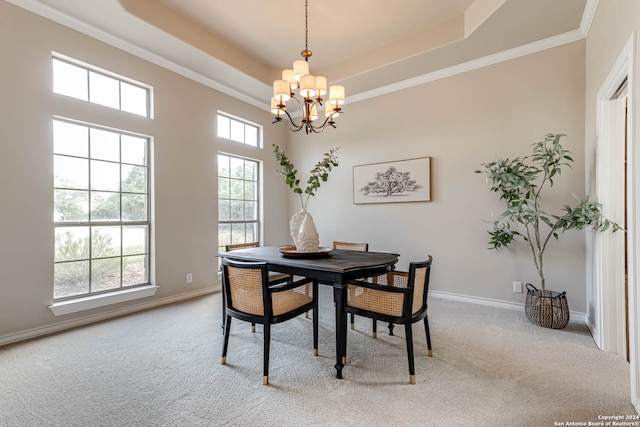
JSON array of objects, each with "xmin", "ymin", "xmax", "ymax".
[
  {"xmin": 273, "ymin": 144, "xmax": 339, "ymax": 252},
  {"xmin": 475, "ymin": 133, "xmax": 619, "ymax": 328}
]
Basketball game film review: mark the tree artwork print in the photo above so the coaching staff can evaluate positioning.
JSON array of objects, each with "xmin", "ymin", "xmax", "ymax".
[
  {"xmin": 353, "ymin": 157, "xmax": 431, "ymax": 204},
  {"xmin": 360, "ymin": 166, "xmax": 422, "ymax": 197}
]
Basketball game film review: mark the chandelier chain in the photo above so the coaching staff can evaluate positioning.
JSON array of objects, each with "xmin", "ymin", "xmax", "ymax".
[{"xmin": 305, "ymin": 0, "xmax": 309, "ymax": 53}]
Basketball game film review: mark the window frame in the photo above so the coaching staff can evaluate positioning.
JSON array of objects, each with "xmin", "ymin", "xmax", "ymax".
[
  {"xmin": 52, "ymin": 52, "xmax": 153, "ymax": 118},
  {"xmin": 217, "ymin": 153, "xmax": 261, "ymax": 261},
  {"xmin": 53, "ymin": 117, "xmax": 152, "ymax": 302},
  {"xmin": 216, "ymin": 111, "xmax": 262, "ymax": 148}
]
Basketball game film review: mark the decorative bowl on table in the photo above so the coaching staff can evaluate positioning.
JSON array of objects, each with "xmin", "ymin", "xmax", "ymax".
[{"xmin": 278, "ymin": 246, "xmax": 332, "ymax": 258}]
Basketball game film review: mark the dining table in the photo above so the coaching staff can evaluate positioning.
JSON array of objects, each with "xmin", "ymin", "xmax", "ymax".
[{"xmin": 217, "ymin": 245, "xmax": 399, "ymax": 379}]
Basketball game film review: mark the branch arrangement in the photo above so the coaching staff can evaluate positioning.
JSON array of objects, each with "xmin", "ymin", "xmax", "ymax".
[{"xmin": 273, "ymin": 144, "xmax": 340, "ymax": 211}]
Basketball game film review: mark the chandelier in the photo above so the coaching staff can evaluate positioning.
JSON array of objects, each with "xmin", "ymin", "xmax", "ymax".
[{"xmin": 271, "ymin": 0, "xmax": 345, "ymax": 134}]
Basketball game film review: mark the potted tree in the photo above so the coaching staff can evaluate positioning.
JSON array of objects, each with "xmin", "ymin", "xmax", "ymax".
[{"xmin": 476, "ymin": 133, "xmax": 620, "ymax": 328}]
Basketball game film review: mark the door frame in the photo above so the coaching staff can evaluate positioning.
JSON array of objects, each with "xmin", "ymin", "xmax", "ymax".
[{"xmin": 591, "ymin": 34, "xmax": 638, "ymax": 413}]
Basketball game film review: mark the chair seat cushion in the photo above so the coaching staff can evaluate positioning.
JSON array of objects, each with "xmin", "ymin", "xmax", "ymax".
[
  {"xmin": 347, "ymin": 284, "xmax": 404, "ymax": 317},
  {"xmin": 272, "ymin": 285, "xmax": 312, "ymax": 316}
]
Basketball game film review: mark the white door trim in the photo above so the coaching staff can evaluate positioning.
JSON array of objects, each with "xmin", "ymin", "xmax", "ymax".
[{"xmin": 592, "ymin": 33, "xmax": 638, "ymax": 413}]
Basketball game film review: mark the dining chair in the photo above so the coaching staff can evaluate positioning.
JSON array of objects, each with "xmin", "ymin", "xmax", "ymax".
[
  {"xmin": 226, "ymin": 242, "xmax": 292, "ymax": 285},
  {"xmin": 223, "ymin": 242, "xmax": 293, "ymax": 333},
  {"xmin": 221, "ymin": 258, "xmax": 319, "ymax": 385},
  {"xmin": 346, "ymin": 256, "xmax": 433, "ymax": 384},
  {"xmin": 333, "ymin": 242, "xmax": 380, "ymax": 338},
  {"xmin": 333, "ymin": 241, "xmax": 369, "ymax": 310}
]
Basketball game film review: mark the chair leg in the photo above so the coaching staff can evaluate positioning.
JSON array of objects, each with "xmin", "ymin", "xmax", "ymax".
[
  {"xmin": 251, "ymin": 322, "xmax": 256, "ymax": 333},
  {"xmin": 405, "ymin": 323, "xmax": 416, "ymax": 385},
  {"xmin": 350, "ymin": 313, "xmax": 355, "ymax": 330},
  {"xmin": 221, "ymin": 315, "xmax": 232, "ymax": 364},
  {"xmin": 372, "ymin": 319, "xmax": 377, "ymax": 339},
  {"xmin": 221, "ymin": 290, "xmax": 226, "ymax": 334},
  {"xmin": 305, "ymin": 281, "xmax": 310, "ymax": 318},
  {"xmin": 424, "ymin": 316, "xmax": 433, "ymax": 357},
  {"xmin": 313, "ymin": 281, "xmax": 319, "ymax": 356},
  {"xmin": 263, "ymin": 323, "xmax": 271, "ymax": 385}
]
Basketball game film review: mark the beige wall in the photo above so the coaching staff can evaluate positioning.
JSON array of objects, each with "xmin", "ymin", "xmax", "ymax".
[
  {"xmin": 0, "ymin": 0, "xmax": 591, "ymax": 341},
  {"xmin": 286, "ymin": 41, "xmax": 588, "ymax": 309},
  {"xmin": 0, "ymin": 1, "xmax": 291, "ymax": 338}
]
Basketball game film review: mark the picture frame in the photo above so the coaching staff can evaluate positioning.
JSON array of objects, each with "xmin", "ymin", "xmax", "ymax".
[{"xmin": 353, "ymin": 157, "xmax": 431, "ymax": 204}]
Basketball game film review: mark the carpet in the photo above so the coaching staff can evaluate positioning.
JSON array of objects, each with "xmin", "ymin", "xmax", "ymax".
[{"xmin": 0, "ymin": 286, "xmax": 635, "ymax": 426}]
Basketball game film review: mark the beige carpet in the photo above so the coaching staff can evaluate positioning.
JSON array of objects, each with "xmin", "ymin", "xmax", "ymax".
[{"xmin": 0, "ymin": 286, "xmax": 635, "ymax": 427}]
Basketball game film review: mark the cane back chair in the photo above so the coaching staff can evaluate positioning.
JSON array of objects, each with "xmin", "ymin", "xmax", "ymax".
[
  {"xmin": 221, "ymin": 258, "xmax": 318, "ymax": 385},
  {"xmin": 223, "ymin": 242, "xmax": 293, "ymax": 333},
  {"xmin": 332, "ymin": 241, "xmax": 369, "ymax": 327},
  {"xmin": 346, "ymin": 256, "xmax": 433, "ymax": 384}
]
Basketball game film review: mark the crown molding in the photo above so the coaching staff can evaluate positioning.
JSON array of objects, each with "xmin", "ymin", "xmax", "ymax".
[
  {"xmin": 580, "ymin": 0, "xmax": 599, "ymax": 37},
  {"xmin": 5, "ymin": 0, "xmax": 269, "ymax": 111},
  {"xmin": 349, "ymin": 26, "xmax": 588, "ymax": 105},
  {"xmin": 7, "ymin": 0, "xmax": 597, "ymax": 114}
]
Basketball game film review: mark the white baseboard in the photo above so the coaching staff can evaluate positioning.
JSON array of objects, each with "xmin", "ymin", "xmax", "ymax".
[
  {"xmin": 0, "ymin": 286, "xmax": 220, "ymax": 347},
  {"xmin": 1, "ymin": 286, "xmax": 586, "ymax": 347},
  {"xmin": 429, "ymin": 290, "xmax": 587, "ymax": 325}
]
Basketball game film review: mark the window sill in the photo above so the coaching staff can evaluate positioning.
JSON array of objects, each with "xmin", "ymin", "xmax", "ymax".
[{"xmin": 49, "ymin": 285, "xmax": 159, "ymax": 316}]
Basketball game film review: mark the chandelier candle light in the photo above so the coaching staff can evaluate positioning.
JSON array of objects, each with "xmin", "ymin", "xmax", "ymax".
[{"xmin": 271, "ymin": 0, "xmax": 345, "ymax": 134}]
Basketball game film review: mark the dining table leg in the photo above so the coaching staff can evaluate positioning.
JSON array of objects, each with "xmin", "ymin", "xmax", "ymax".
[{"xmin": 333, "ymin": 284, "xmax": 347, "ymax": 379}]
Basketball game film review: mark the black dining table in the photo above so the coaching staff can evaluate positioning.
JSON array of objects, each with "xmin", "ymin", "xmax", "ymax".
[{"xmin": 217, "ymin": 245, "xmax": 399, "ymax": 379}]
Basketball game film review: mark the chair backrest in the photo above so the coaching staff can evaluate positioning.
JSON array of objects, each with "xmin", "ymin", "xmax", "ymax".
[
  {"xmin": 226, "ymin": 242, "xmax": 259, "ymax": 251},
  {"xmin": 371, "ymin": 256, "xmax": 432, "ymax": 316},
  {"xmin": 408, "ymin": 256, "xmax": 433, "ymax": 315},
  {"xmin": 221, "ymin": 258, "xmax": 268, "ymax": 316},
  {"xmin": 333, "ymin": 241, "xmax": 369, "ymax": 251}
]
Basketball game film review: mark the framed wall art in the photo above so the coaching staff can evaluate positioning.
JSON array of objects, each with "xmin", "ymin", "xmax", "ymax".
[{"xmin": 353, "ymin": 157, "xmax": 431, "ymax": 204}]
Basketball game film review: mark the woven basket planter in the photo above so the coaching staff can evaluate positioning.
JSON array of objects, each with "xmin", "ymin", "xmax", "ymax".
[{"xmin": 524, "ymin": 284, "xmax": 570, "ymax": 329}]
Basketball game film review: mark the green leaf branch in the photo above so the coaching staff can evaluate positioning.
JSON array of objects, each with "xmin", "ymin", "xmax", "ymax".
[
  {"xmin": 476, "ymin": 133, "xmax": 620, "ymax": 291},
  {"xmin": 273, "ymin": 144, "xmax": 340, "ymax": 211}
]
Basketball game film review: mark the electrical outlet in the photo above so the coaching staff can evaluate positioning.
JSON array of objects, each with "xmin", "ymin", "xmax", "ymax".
[
  {"xmin": 186, "ymin": 273, "xmax": 193, "ymax": 284},
  {"xmin": 512, "ymin": 281, "xmax": 523, "ymax": 293}
]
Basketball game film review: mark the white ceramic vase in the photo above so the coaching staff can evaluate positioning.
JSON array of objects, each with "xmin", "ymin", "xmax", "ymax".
[{"xmin": 290, "ymin": 209, "xmax": 319, "ymax": 252}]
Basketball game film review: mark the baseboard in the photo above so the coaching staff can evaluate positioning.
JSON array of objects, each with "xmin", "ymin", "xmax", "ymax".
[
  {"xmin": 430, "ymin": 290, "xmax": 587, "ymax": 325},
  {"xmin": 1, "ymin": 286, "xmax": 586, "ymax": 347},
  {"xmin": 0, "ymin": 286, "xmax": 221, "ymax": 347}
]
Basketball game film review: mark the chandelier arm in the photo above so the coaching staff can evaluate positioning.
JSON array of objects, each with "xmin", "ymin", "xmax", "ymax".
[
  {"xmin": 277, "ymin": 95, "xmax": 308, "ymax": 131},
  {"xmin": 282, "ymin": 96, "xmax": 306, "ymax": 130},
  {"xmin": 312, "ymin": 122, "xmax": 337, "ymax": 133},
  {"xmin": 273, "ymin": 108, "xmax": 305, "ymax": 132},
  {"xmin": 308, "ymin": 116, "xmax": 337, "ymax": 133},
  {"xmin": 306, "ymin": 99, "xmax": 337, "ymax": 132}
]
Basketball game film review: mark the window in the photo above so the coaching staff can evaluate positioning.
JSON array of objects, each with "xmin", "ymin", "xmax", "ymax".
[
  {"xmin": 217, "ymin": 113, "xmax": 260, "ymax": 147},
  {"xmin": 52, "ymin": 54, "xmax": 151, "ymax": 117},
  {"xmin": 217, "ymin": 154, "xmax": 259, "ymax": 258},
  {"xmin": 53, "ymin": 119, "xmax": 150, "ymax": 300}
]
